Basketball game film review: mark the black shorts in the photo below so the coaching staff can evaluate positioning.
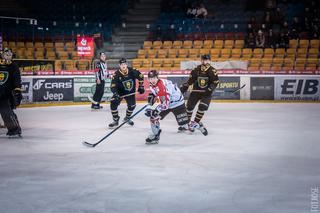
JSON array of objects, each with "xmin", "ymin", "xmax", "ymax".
[{"xmin": 159, "ymin": 103, "xmax": 189, "ymax": 125}]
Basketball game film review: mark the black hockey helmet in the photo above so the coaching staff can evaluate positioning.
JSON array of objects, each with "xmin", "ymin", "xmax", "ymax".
[
  {"xmin": 201, "ymin": 54, "xmax": 211, "ymax": 60},
  {"xmin": 119, "ymin": 58, "xmax": 127, "ymax": 64},
  {"xmin": 148, "ymin": 70, "xmax": 158, "ymax": 78}
]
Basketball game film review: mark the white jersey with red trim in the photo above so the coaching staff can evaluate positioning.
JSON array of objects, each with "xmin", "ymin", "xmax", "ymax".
[{"xmin": 150, "ymin": 79, "xmax": 185, "ymax": 112}]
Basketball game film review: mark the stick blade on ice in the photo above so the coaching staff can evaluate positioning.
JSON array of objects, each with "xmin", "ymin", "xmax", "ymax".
[{"xmin": 82, "ymin": 141, "xmax": 95, "ymax": 148}]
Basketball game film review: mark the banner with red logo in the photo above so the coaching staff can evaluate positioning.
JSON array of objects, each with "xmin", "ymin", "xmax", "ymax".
[{"xmin": 77, "ymin": 36, "xmax": 94, "ymax": 57}]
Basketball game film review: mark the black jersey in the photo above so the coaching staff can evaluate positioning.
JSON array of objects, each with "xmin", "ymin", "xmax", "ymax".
[
  {"xmin": 186, "ymin": 64, "xmax": 219, "ymax": 91},
  {"xmin": 110, "ymin": 67, "xmax": 144, "ymax": 96},
  {"xmin": 0, "ymin": 60, "xmax": 21, "ymax": 100}
]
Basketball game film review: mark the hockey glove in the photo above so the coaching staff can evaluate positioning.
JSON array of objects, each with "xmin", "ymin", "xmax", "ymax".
[
  {"xmin": 151, "ymin": 109, "xmax": 160, "ymax": 119},
  {"xmin": 112, "ymin": 92, "xmax": 121, "ymax": 101},
  {"xmin": 145, "ymin": 108, "xmax": 152, "ymax": 117},
  {"xmin": 179, "ymin": 83, "xmax": 189, "ymax": 94},
  {"xmin": 204, "ymin": 87, "xmax": 213, "ymax": 96},
  {"xmin": 12, "ymin": 89, "xmax": 22, "ymax": 107},
  {"xmin": 138, "ymin": 85, "xmax": 145, "ymax": 94},
  {"xmin": 147, "ymin": 93, "xmax": 156, "ymax": 105}
]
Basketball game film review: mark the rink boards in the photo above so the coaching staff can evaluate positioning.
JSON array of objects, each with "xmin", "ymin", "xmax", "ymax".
[{"xmin": 20, "ymin": 75, "xmax": 320, "ymax": 104}]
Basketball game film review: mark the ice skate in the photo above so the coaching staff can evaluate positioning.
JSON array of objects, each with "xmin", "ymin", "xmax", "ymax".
[
  {"xmin": 199, "ymin": 122, "xmax": 208, "ymax": 136},
  {"xmin": 123, "ymin": 117, "xmax": 134, "ymax": 126},
  {"xmin": 145, "ymin": 129, "xmax": 161, "ymax": 144},
  {"xmin": 6, "ymin": 128, "xmax": 22, "ymax": 138},
  {"xmin": 108, "ymin": 117, "xmax": 119, "ymax": 128}
]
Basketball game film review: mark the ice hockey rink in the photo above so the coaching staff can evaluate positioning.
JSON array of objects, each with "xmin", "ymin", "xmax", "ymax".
[{"xmin": 0, "ymin": 102, "xmax": 319, "ymax": 213}]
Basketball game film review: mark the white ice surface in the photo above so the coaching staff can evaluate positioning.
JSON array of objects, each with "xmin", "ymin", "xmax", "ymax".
[{"xmin": 0, "ymin": 103, "xmax": 319, "ymax": 213}]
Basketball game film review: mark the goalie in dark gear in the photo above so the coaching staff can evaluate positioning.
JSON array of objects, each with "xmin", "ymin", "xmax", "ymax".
[
  {"xmin": 0, "ymin": 48, "xmax": 23, "ymax": 137},
  {"xmin": 180, "ymin": 54, "xmax": 219, "ymax": 135}
]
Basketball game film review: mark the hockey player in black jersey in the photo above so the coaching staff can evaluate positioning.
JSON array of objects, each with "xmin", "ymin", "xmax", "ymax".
[
  {"xmin": 180, "ymin": 54, "xmax": 219, "ymax": 135},
  {"xmin": 108, "ymin": 58, "xmax": 145, "ymax": 128},
  {"xmin": 0, "ymin": 48, "xmax": 23, "ymax": 137},
  {"xmin": 91, "ymin": 52, "xmax": 109, "ymax": 109}
]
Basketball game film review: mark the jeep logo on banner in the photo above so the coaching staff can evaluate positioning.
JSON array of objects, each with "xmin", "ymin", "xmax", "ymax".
[
  {"xmin": 33, "ymin": 78, "xmax": 74, "ymax": 102},
  {"xmin": 275, "ymin": 77, "xmax": 320, "ymax": 101}
]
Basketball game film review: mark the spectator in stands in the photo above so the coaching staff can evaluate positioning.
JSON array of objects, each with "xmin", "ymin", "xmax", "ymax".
[
  {"xmin": 265, "ymin": 29, "xmax": 277, "ymax": 49},
  {"xmin": 153, "ymin": 25, "xmax": 163, "ymax": 41},
  {"xmin": 263, "ymin": 11, "xmax": 272, "ymax": 31},
  {"xmin": 248, "ymin": 16, "xmax": 259, "ymax": 32},
  {"xmin": 187, "ymin": 3, "xmax": 197, "ymax": 18},
  {"xmin": 245, "ymin": 32, "xmax": 256, "ymax": 48},
  {"xmin": 165, "ymin": 24, "xmax": 177, "ymax": 41},
  {"xmin": 292, "ymin": 16, "xmax": 302, "ymax": 33},
  {"xmin": 247, "ymin": 23, "xmax": 255, "ymax": 34},
  {"xmin": 271, "ymin": 7, "xmax": 284, "ymax": 27},
  {"xmin": 277, "ymin": 32, "xmax": 289, "ymax": 49},
  {"xmin": 255, "ymin": 30, "xmax": 265, "ymax": 48},
  {"xmin": 289, "ymin": 28, "xmax": 299, "ymax": 39},
  {"xmin": 196, "ymin": 3, "xmax": 208, "ymax": 19},
  {"xmin": 310, "ymin": 24, "xmax": 319, "ymax": 39},
  {"xmin": 281, "ymin": 21, "xmax": 290, "ymax": 35}
]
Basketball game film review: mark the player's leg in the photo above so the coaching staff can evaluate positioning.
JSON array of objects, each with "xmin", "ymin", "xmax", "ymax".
[
  {"xmin": 189, "ymin": 95, "xmax": 211, "ymax": 135},
  {"xmin": 123, "ymin": 95, "xmax": 136, "ymax": 125},
  {"xmin": 92, "ymin": 81, "xmax": 104, "ymax": 109},
  {"xmin": 186, "ymin": 92, "xmax": 201, "ymax": 121},
  {"xmin": 171, "ymin": 104, "xmax": 190, "ymax": 132},
  {"xmin": 108, "ymin": 98, "xmax": 122, "ymax": 128},
  {"xmin": 145, "ymin": 110, "xmax": 168, "ymax": 144},
  {"xmin": 0, "ymin": 100, "xmax": 22, "ymax": 136}
]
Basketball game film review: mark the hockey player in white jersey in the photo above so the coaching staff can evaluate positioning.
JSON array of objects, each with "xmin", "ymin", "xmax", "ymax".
[{"xmin": 145, "ymin": 70, "xmax": 189, "ymax": 144}]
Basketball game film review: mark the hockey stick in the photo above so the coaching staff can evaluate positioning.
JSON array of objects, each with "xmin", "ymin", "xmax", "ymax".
[
  {"xmin": 88, "ymin": 92, "xmax": 138, "ymax": 104},
  {"xmin": 192, "ymin": 84, "xmax": 246, "ymax": 94},
  {"xmin": 82, "ymin": 104, "xmax": 149, "ymax": 148}
]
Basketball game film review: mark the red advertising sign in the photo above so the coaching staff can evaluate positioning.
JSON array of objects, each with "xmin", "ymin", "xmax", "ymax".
[{"xmin": 77, "ymin": 36, "xmax": 94, "ymax": 57}]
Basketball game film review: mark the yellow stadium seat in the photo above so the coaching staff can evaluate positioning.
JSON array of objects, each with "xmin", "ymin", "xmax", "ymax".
[
  {"xmin": 16, "ymin": 49, "xmax": 25, "ymax": 59},
  {"xmin": 173, "ymin": 41, "xmax": 183, "ymax": 49},
  {"xmin": 162, "ymin": 59, "xmax": 173, "ymax": 69},
  {"xmin": 231, "ymin": 49, "xmax": 241, "ymax": 58},
  {"xmin": 178, "ymin": 49, "xmax": 188, "ymax": 58},
  {"xmin": 214, "ymin": 40, "xmax": 223, "ymax": 48},
  {"xmin": 64, "ymin": 60, "xmax": 75, "ymax": 70},
  {"xmin": 203, "ymin": 40, "xmax": 213, "ymax": 49},
  {"xmin": 183, "ymin": 40, "xmax": 193, "ymax": 49},
  {"xmin": 25, "ymin": 42, "xmax": 34, "ymax": 49},
  {"xmin": 141, "ymin": 59, "xmax": 151, "ymax": 68},
  {"xmin": 152, "ymin": 59, "xmax": 162, "ymax": 68},
  {"xmin": 8, "ymin": 41, "xmax": 16, "ymax": 48},
  {"xmin": 77, "ymin": 60, "xmax": 89, "ymax": 70},
  {"xmin": 188, "ymin": 49, "xmax": 199, "ymax": 58},
  {"xmin": 296, "ymin": 48, "xmax": 307, "ymax": 58},
  {"xmin": 137, "ymin": 49, "xmax": 147, "ymax": 59},
  {"xmin": 283, "ymin": 58, "xmax": 294, "ymax": 71},
  {"xmin": 59, "ymin": 51, "xmax": 69, "ymax": 60},
  {"xmin": 220, "ymin": 49, "xmax": 231, "ymax": 58},
  {"xmin": 35, "ymin": 51, "xmax": 44, "ymax": 59},
  {"xmin": 71, "ymin": 51, "xmax": 79, "ymax": 60},
  {"xmin": 310, "ymin": 40, "xmax": 320, "ymax": 48},
  {"xmin": 224, "ymin": 40, "xmax": 234, "ymax": 49},
  {"xmin": 143, "ymin": 41, "xmax": 152, "ymax": 49},
  {"xmin": 162, "ymin": 41, "xmax": 173, "ymax": 49},
  {"xmin": 286, "ymin": 48, "xmax": 296, "ymax": 58},
  {"xmin": 16, "ymin": 42, "xmax": 25, "ymax": 48},
  {"xmin": 147, "ymin": 49, "xmax": 157, "ymax": 59},
  {"xmin": 44, "ymin": 42, "xmax": 54, "ymax": 48},
  {"xmin": 308, "ymin": 48, "xmax": 319, "ymax": 58},
  {"xmin": 210, "ymin": 49, "xmax": 221, "ymax": 58},
  {"xmin": 55, "ymin": 60, "xmax": 63, "ymax": 71},
  {"xmin": 153, "ymin": 41, "xmax": 162, "ymax": 49},
  {"xmin": 132, "ymin": 59, "xmax": 142, "ymax": 69},
  {"xmin": 273, "ymin": 58, "xmax": 283, "ymax": 67},
  {"xmin": 253, "ymin": 48, "xmax": 263, "ymax": 58},
  {"xmin": 24, "ymin": 50, "xmax": 33, "ymax": 59},
  {"xmin": 168, "ymin": 49, "xmax": 178, "ymax": 58},
  {"xmin": 173, "ymin": 59, "xmax": 182, "ymax": 69},
  {"xmin": 299, "ymin": 39, "xmax": 309, "ymax": 48},
  {"xmin": 157, "ymin": 49, "xmax": 168, "ymax": 58},
  {"xmin": 199, "ymin": 49, "xmax": 210, "ymax": 56},
  {"xmin": 193, "ymin": 40, "xmax": 203, "ymax": 49},
  {"xmin": 234, "ymin": 40, "xmax": 244, "ymax": 48},
  {"xmin": 46, "ymin": 51, "xmax": 56, "ymax": 60},
  {"xmin": 242, "ymin": 48, "xmax": 252, "ymax": 58},
  {"xmin": 264, "ymin": 48, "xmax": 274, "ymax": 58},
  {"xmin": 289, "ymin": 39, "xmax": 298, "ymax": 48},
  {"xmin": 274, "ymin": 48, "xmax": 285, "ymax": 58},
  {"xmin": 34, "ymin": 42, "xmax": 44, "ymax": 49}
]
